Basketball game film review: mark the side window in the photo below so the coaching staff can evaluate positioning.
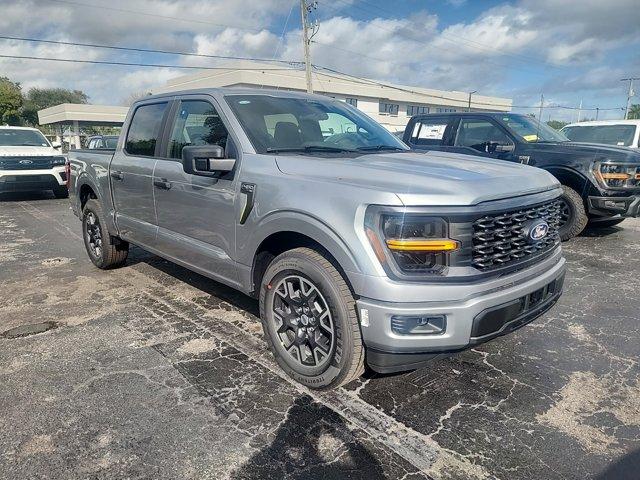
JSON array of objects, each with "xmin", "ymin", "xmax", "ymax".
[
  {"xmin": 409, "ymin": 119, "xmax": 450, "ymax": 146},
  {"xmin": 87, "ymin": 139, "xmax": 96, "ymax": 149},
  {"xmin": 125, "ymin": 103, "xmax": 168, "ymax": 156},
  {"xmin": 169, "ymin": 100, "xmax": 229, "ymax": 159},
  {"xmin": 455, "ymin": 118, "xmax": 511, "ymax": 153}
]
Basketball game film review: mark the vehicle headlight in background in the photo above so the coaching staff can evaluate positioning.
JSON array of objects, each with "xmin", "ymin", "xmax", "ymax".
[
  {"xmin": 593, "ymin": 162, "xmax": 640, "ymax": 189},
  {"xmin": 366, "ymin": 213, "xmax": 458, "ymax": 276}
]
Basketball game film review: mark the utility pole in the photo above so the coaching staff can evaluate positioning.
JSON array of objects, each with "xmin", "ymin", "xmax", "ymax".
[
  {"xmin": 577, "ymin": 98, "xmax": 582, "ymax": 123},
  {"xmin": 300, "ymin": 1, "xmax": 317, "ymax": 94},
  {"xmin": 595, "ymin": 107, "xmax": 599, "ymax": 120},
  {"xmin": 467, "ymin": 90, "xmax": 477, "ymax": 112},
  {"xmin": 538, "ymin": 94, "xmax": 544, "ymax": 121},
  {"xmin": 621, "ymin": 77, "xmax": 639, "ymax": 119}
]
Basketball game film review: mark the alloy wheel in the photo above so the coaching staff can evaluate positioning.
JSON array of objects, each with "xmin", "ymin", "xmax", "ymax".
[
  {"xmin": 271, "ymin": 275, "xmax": 335, "ymax": 368},
  {"xmin": 85, "ymin": 212, "xmax": 103, "ymax": 258}
]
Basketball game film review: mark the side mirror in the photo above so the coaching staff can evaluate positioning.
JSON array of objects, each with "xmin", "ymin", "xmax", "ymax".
[
  {"xmin": 494, "ymin": 143, "xmax": 515, "ymax": 153},
  {"xmin": 51, "ymin": 141, "xmax": 62, "ymax": 149},
  {"xmin": 182, "ymin": 145, "xmax": 235, "ymax": 176}
]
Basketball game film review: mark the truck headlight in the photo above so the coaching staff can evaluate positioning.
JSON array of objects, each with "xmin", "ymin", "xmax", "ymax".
[
  {"xmin": 593, "ymin": 162, "xmax": 640, "ymax": 189},
  {"xmin": 365, "ymin": 210, "xmax": 458, "ymax": 276}
]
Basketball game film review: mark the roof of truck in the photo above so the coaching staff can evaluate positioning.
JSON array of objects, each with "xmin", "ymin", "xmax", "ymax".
[
  {"xmin": 139, "ymin": 87, "xmax": 339, "ymax": 102},
  {"xmin": 0, "ymin": 126, "xmax": 44, "ymax": 131},
  {"xmin": 563, "ymin": 119, "xmax": 640, "ymax": 128}
]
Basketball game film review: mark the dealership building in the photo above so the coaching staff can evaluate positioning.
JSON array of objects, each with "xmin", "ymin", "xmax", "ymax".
[
  {"xmin": 37, "ymin": 61, "xmax": 512, "ymax": 145},
  {"xmin": 152, "ymin": 61, "xmax": 512, "ymax": 132}
]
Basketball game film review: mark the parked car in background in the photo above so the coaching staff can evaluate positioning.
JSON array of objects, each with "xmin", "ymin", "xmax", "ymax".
[
  {"xmin": 0, "ymin": 126, "xmax": 68, "ymax": 198},
  {"xmin": 68, "ymin": 89, "xmax": 566, "ymax": 390},
  {"xmin": 560, "ymin": 120, "xmax": 640, "ymax": 149},
  {"xmin": 403, "ymin": 113, "xmax": 640, "ymax": 239},
  {"xmin": 86, "ymin": 135, "xmax": 119, "ymax": 150}
]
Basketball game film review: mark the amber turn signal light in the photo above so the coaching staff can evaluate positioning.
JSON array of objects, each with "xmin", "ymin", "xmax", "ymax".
[{"xmin": 385, "ymin": 239, "xmax": 459, "ymax": 252}]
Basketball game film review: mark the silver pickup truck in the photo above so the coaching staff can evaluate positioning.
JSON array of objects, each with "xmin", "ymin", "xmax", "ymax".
[{"xmin": 69, "ymin": 88, "xmax": 566, "ymax": 390}]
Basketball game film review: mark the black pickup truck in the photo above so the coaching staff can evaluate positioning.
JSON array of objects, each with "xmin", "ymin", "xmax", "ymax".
[{"xmin": 402, "ymin": 112, "xmax": 640, "ymax": 240}]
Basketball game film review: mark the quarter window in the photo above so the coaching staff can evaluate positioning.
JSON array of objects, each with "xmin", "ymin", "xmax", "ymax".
[
  {"xmin": 169, "ymin": 100, "xmax": 229, "ymax": 159},
  {"xmin": 409, "ymin": 120, "xmax": 450, "ymax": 146},
  {"xmin": 379, "ymin": 102, "xmax": 399, "ymax": 116},
  {"xmin": 125, "ymin": 103, "xmax": 168, "ymax": 156}
]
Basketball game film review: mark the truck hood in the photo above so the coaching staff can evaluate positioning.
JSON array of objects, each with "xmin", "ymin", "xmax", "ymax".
[
  {"xmin": 275, "ymin": 151, "xmax": 559, "ymax": 206},
  {"xmin": 0, "ymin": 146, "xmax": 61, "ymax": 157},
  {"xmin": 530, "ymin": 142, "xmax": 640, "ymax": 164}
]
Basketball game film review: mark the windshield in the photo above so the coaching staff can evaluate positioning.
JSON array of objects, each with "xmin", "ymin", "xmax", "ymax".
[
  {"xmin": 0, "ymin": 129, "xmax": 50, "ymax": 147},
  {"xmin": 562, "ymin": 124, "xmax": 637, "ymax": 147},
  {"xmin": 104, "ymin": 137, "xmax": 119, "ymax": 149},
  {"xmin": 500, "ymin": 114, "xmax": 569, "ymax": 143},
  {"xmin": 225, "ymin": 94, "xmax": 408, "ymax": 154}
]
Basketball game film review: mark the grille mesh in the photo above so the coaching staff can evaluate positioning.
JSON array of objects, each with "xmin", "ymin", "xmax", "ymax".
[
  {"xmin": 0, "ymin": 156, "xmax": 59, "ymax": 170},
  {"xmin": 472, "ymin": 199, "xmax": 562, "ymax": 271}
]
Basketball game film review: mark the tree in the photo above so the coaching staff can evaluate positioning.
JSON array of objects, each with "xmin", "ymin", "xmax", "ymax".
[
  {"xmin": 628, "ymin": 104, "xmax": 640, "ymax": 120},
  {"xmin": 0, "ymin": 77, "xmax": 24, "ymax": 125},
  {"xmin": 21, "ymin": 87, "xmax": 89, "ymax": 126},
  {"xmin": 547, "ymin": 120, "xmax": 568, "ymax": 131}
]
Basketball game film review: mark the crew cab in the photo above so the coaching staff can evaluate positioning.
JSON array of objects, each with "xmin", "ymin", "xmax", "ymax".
[
  {"xmin": 403, "ymin": 113, "xmax": 640, "ymax": 239},
  {"xmin": 0, "ymin": 126, "xmax": 68, "ymax": 198},
  {"xmin": 69, "ymin": 89, "xmax": 566, "ymax": 389}
]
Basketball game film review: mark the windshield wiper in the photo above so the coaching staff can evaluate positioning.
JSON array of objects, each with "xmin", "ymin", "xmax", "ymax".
[
  {"xmin": 266, "ymin": 145, "xmax": 357, "ymax": 153},
  {"xmin": 355, "ymin": 145, "xmax": 406, "ymax": 152}
]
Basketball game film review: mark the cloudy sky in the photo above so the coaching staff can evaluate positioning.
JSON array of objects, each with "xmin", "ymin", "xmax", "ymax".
[{"xmin": 1, "ymin": 0, "xmax": 639, "ymax": 121}]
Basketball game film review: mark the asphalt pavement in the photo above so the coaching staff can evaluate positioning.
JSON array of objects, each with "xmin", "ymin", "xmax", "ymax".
[{"xmin": 0, "ymin": 191, "xmax": 638, "ymax": 479}]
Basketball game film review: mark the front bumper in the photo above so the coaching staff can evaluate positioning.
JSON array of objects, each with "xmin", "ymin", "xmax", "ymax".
[
  {"xmin": 357, "ymin": 251, "xmax": 566, "ymax": 373},
  {"xmin": 588, "ymin": 195, "xmax": 640, "ymax": 217},
  {"xmin": 0, "ymin": 167, "xmax": 66, "ymax": 192}
]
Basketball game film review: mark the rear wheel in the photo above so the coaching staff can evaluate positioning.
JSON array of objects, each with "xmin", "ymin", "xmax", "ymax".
[
  {"xmin": 259, "ymin": 247, "xmax": 365, "ymax": 390},
  {"xmin": 558, "ymin": 185, "xmax": 588, "ymax": 241},
  {"xmin": 82, "ymin": 198, "xmax": 129, "ymax": 269}
]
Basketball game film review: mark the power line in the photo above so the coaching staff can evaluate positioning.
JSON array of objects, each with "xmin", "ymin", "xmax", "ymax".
[
  {"xmin": 0, "ymin": 35, "xmax": 302, "ymax": 66},
  {"xmin": 0, "ymin": 54, "xmax": 302, "ymax": 71}
]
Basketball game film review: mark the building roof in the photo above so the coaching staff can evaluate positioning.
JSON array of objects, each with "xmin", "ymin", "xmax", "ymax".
[
  {"xmin": 37, "ymin": 103, "xmax": 129, "ymax": 126},
  {"xmin": 153, "ymin": 61, "xmax": 512, "ymax": 111}
]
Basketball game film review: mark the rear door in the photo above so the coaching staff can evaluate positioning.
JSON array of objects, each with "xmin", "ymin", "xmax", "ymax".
[
  {"xmin": 152, "ymin": 96, "xmax": 240, "ymax": 287},
  {"xmin": 110, "ymin": 100, "xmax": 169, "ymax": 246}
]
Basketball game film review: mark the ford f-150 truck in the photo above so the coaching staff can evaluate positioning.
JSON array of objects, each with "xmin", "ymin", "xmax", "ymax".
[
  {"xmin": 0, "ymin": 126, "xmax": 68, "ymax": 197},
  {"xmin": 402, "ymin": 113, "xmax": 640, "ymax": 240},
  {"xmin": 69, "ymin": 89, "xmax": 566, "ymax": 390}
]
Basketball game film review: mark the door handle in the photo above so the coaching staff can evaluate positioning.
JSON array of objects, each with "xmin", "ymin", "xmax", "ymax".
[
  {"xmin": 110, "ymin": 170, "xmax": 124, "ymax": 181},
  {"xmin": 153, "ymin": 178, "xmax": 172, "ymax": 190}
]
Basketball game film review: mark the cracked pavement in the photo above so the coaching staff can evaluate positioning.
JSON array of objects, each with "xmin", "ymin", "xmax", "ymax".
[{"xmin": 0, "ymin": 191, "xmax": 638, "ymax": 479}]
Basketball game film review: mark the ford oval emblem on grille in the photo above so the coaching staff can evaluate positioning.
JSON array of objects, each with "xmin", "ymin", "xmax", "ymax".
[
  {"xmin": 527, "ymin": 221, "xmax": 549, "ymax": 242},
  {"xmin": 19, "ymin": 159, "xmax": 34, "ymax": 165}
]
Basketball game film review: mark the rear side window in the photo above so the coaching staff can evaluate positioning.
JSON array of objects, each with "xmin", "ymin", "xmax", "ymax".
[
  {"xmin": 409, "ymin": 120, "xmax": 450, "ymax": 145},
  {"xmin": 125, "ymin": 103, "xmax": 168, "ymax": 156}
]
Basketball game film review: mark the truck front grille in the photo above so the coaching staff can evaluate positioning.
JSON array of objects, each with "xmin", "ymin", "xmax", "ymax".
[
  {"xmin": 472, "ymin": 199, "xmax": 562, "ymax": 271},
  {"xmin": 0, "ymin": 156, "xmax": 58, "ymax": 170}
]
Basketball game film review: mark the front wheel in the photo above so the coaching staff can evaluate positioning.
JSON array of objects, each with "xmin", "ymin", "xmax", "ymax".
[
  {"xmin": 82, "ymin": 198, "xmax": 129, "ymax": 269},
  {"xmin": 259, "ymin": 247, "xmax": 365, "ymax": 390},
  {"xmin": 558, "ymin": 185, "xmax": 588, "ymax": 241}
]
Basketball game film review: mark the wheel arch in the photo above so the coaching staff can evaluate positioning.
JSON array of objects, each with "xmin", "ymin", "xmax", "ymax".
[
  {"xmin": 544, "ymin": 166, "xmax": 591, "ymax": 199},
  {"xmin": 245, "ymin": 213, "xmax": 363, "ymax": 297}
]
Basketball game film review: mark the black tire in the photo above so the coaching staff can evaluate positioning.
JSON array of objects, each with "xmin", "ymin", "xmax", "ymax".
[
  {"xmin": 82, "ymin": 198, "xmax": 129, "ymax": 269},
  {"xmin": 558, "ymin": 185, "xmax": 588, "ymax": 241},
  {"xmin": 53, "ymin": 186, "xmax": 69, "ymax": 199},
  {"xmin": 259, "ymin": 247, "xmax": 365, "ymax": 390},
  {"xmin": 587, "ymin": 217, "xmax": 625, "ymax": 229}
]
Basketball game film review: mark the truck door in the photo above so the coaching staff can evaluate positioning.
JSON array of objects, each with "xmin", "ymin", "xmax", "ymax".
[
  {"xmin": 110, "ymin": 101, "xmax": 169, "ymax": 246},
  {"xmin": 451, "ymin": 117, "xmax": 517, "ymax": 161},
  {"xmin": 152, "ymin": 97, "xmax": 240, "ymax": 288}
]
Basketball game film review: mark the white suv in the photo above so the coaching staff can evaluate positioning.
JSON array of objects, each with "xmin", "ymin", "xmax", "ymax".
[
  {"xmin": 0, "ymin": 126, "xmax": 68, "ymax": 198},
  {"xmin": 561, "ymin": 120, "xmax": 640, "ymax": 149}
]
